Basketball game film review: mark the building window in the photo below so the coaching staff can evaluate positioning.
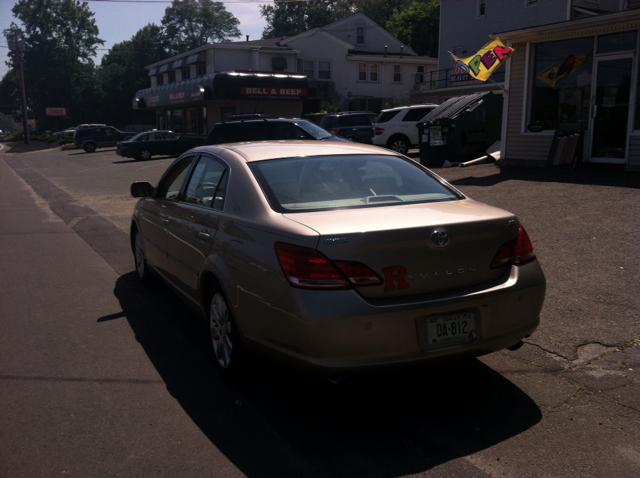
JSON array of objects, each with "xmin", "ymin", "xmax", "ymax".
[
  {"xmin": 357, "ymin": 26, "xmax": 364, "ymax": 44},
  {"xmin": 196, "ymin": 62, "xmax": 206, "ymax": 77},
  {"xmin": 185, "ymin": 107, "xmax": 197, "ymax": 135},
  {"xmin": 359, "ymin": 63, "xmax": 367, "ymax": 81},
  {"xmin": 529, "ymin": 37, "xmax": 594, "ymax": 132},
  {"xmin": 393, "ymin": 65, "xmax": 402, "ymax": 82},
  {"xmin": 156, "ymin": 75, "xmax": 164, "ymax": 86},
  {"xmin": 318, "ymin": 61, "xmax": 331, "ymax": 80},
  {"xmin": 478, "ymin": 0, "xmax": 486, "ymax": 16},
  {"xmin": 417, "ymin": 66, "xmax": 425, "ymax": 83},
  {"xmin": 297, "ymin": 58, "xmax": 304, "ymax": 73},
  {"xmin": 304, "ymin": 60, "xmax": 315, "ymax": 79},
  {"xmin": 597, "ymin": 31, "xmax": 637, "ymax": 54},
  {"xmin": 370, "ymin": 63, "xmax": 378, "ymax": 81},
  {"xmin": 168, "ymin": 70, "xmax": 176, "ymax": 83}
]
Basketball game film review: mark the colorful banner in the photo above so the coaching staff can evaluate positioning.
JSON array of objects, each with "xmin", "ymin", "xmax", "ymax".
[
  {"xmin": 537, "ymin": 55, "xmax": 588, "ymax": 88},
  {"xmin": 449, "ymin": 37, "xmax": 515, "ymax": 82}
]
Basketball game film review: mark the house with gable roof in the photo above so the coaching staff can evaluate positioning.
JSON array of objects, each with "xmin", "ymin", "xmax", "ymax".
[{"xmin": 280, "ymin": 12, "xmax": 438, "ymax": 112}]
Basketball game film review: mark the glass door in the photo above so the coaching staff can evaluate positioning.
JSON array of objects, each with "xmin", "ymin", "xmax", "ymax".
[{"xmin": 589, "ymin": 54, "xmax": 634, "ymax": 162}]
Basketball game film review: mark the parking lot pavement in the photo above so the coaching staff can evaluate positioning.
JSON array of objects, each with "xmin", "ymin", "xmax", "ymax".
[{"xmin": 2, "ymin": 145, "xmax": 639, "ymax": 476}]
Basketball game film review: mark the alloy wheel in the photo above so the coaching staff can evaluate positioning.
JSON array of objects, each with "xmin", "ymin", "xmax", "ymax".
[{"xmin": 210, "ymin": 292, "xmax": 233, "ymax": 368}]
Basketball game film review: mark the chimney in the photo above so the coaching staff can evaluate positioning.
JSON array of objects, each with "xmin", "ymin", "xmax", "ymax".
[{"xmin": 246, "ymin": 35, "xmax": 249, "ymax": 42}]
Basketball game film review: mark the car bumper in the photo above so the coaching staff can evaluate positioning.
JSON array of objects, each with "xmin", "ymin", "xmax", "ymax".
[{"xmin": 233, "ymin": 260, "xmax": 546, "ymax": 373}]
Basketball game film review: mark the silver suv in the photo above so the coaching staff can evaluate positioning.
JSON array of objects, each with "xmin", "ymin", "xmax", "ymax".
[{"xmin": 373, "ymin": 104, "xmax": 437, "ymax": 154}]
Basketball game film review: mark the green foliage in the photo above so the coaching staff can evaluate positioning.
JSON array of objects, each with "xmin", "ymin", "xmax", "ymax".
[
  {"xmin": 260, "ymin": 0, "xmax": 357, "ymax": 39},
  {"xmin": 387, "ymin": 0, "xmax": 440, "ymax": 57},
  {"xmin": 162, "ymin": 0, "xmax": 241, "ymax": 55},
  {"xmin": 0, "ymin": 112, "xmax": 15, "ymax": 133},
  {"xmin": 7, "ymin": 0, "xmax": 104, "ymax": 130},
  {"xmin": 6, "ymin": 129, "xmax": 23, "ymax": 141}
]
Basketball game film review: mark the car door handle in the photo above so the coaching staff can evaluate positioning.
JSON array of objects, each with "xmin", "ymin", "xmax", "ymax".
[
  {"xmin": 158, "ymin": 214, "xmax": 169, "ymax": 226},
  {"xmin": 198, "ymin": 231, "xmax": 211, "ymax": 241}
]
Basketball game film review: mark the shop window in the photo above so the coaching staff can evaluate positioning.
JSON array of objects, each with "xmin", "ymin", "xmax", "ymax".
[
  {"xmin": 199, "ymin": 106, "xmax": 207, "ymax": 135},
  {"xmin": 393, "ymin": 65, "xmax": 402, "ymax": 83},
  {"xmin": 168, "ymin": 70, "xmax": 176, "ymax": 83},
  {"xmin": 356, "ymin": 26, "xmax": 365, "ymax": 44},
  {"xmin": 597, "ymin": 31, "xmax": 637, "ymax": 54},
  {"xmin": 182, "ymin": 67, "xmax": 191, "ymax": 80},
  {"xmin": 157, "ymin": 113, "xmax": 164, "ymax": 130},
  {"xmin": 172, "ymin": 108, "xmax": 184, "ymax": 133},
  {"xmin": 157, "ymin": 75, "xmax": 164, "ymax": 86},
  {"xmin": 185, "ymin": 108, "xmax": 197, "ymax": 135},
  {"xmin": 318, "ymin": 61, "xmax": 331, "ymax": 80},
  {"xmin": 304, "ymin": 60, "xmax": 315, "ymax": 79},
  {"xmin": 529, "ymin": 37, "xmax": 594, "ymax": 132}
]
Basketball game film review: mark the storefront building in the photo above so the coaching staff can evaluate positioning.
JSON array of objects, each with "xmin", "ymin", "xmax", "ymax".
[
  {"xmin": 132, "ymin": 41, "xmax": 308, "ymax": 137},
  {"xmin": 499, "ymin": 9, "xmax": 640, "ymax": 171}
]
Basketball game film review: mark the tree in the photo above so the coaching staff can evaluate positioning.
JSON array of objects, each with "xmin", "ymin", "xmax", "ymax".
[
  {"xmin": 162, "ymin": 0, "xmax": 241, "ymax": 55},
  {"xmin": 6, "ymin": 0, "xmax": 104, "ymax": 130},
  {"xmin": 96, "ymin": 24, "xmax": 166, "ymax": 126},
  {"xmin": 260, "ymin": 0, "xmax": 356, "ymax": 39},
  {"xmin": 354, "ymin": 0, "xmax": 410, "ymax": 29},
  {"xmin": 386, "ymin": 0, "xmax": 440, "ymax": 57}
]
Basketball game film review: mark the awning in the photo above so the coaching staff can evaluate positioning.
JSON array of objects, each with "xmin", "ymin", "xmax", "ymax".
[
  {"xmin": 172, "ymin": 59, "xmax": 185, "ymax": 69},
  {"xmin": 186, "ymin": 52, "xmax": 206, "ymax": 64},
  {"xmin": 147, "ymin": 68, "xmax": 157, "ymax": 77},
  {"xmin": 158, "ymin": 64, "xmax": 170, "ymax": 73},
  {"xmin": 133, "ymin": 72, "xmax": 308, "ymax": 109}
]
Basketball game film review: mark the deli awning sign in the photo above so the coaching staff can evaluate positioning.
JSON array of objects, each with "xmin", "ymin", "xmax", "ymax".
[
  {"xmin": 241, "ymin": 87, "xmax": 306, "ymax": 98},
  {"xmin": 46, "ymin": 107, "xmax": 66, "ymax": 116}
]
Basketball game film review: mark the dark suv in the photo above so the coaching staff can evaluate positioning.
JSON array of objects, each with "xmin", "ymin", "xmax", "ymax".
[
  {"xmin": 204, "ymin": 118, "xmax": 348, "ymax": 145},
  {"xmin": 74, "ymin": 126, "xmax": 136, "ymax": 153},
  {"xmin": 318, "ymin": 112, "xmax": 377, "ymax": 143}
]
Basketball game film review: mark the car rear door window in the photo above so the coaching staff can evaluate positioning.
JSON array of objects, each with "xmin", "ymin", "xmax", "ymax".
[
  {"xmin": 402, "ymin": 108, "xmax": 434, "ymax": 122},
  {"xmin": 183, "ymin": 155, "xmax": 228, "ymax": 209}
]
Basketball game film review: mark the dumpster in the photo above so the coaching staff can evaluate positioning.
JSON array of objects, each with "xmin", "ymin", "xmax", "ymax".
[{"xmin": 417, "ymin": 91, "xmax": 502, "ymax": 167}]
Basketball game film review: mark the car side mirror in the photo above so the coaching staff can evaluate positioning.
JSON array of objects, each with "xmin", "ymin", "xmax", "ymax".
[{"xmin": 131, "ymin": 181, "xmax": 155, "ymax": 198}]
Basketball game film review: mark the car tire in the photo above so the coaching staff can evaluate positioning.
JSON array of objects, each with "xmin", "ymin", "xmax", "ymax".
[
  {"xmin": 208, "ymin": 285, "xmax": 248, "ymax": 380},
  {"xmin": 83, "ymin": 142, "xmax": 97, "ymax": 153},
  {"xmin": 139, "ymin": 149, "xmax": 152, "ymax": 161},
  {"xmin": 386, "ymin": 135, "xmax": 410, "ymax": 154},
  {"xmin": 133, "ymin": 228, "xmax": 153, "ymax": 285}
]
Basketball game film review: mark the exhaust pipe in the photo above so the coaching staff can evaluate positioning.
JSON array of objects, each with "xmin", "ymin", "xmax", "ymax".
[{"xmin": 507, "ymin": 341, "xmax": 524, "ymax": 351}]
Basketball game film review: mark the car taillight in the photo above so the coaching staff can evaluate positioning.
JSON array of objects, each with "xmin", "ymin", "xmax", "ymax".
[
  {"xmin": 331, "ymin": 128, "xmax": 340, "ymax": 134},
  {"xmin": 274, "ymin": 242, "xmax": 381, "ymax": 289},
  {"xmin": 490, "ymin": 226, "xmax": 536, "ymax": 269},
  {"xmin": 374, "ymin": 127, "xmax": 384, "ymax": 136}
]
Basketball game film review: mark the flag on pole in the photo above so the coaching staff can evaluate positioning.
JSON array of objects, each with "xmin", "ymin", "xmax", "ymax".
[{"xmin": 449, "ymin": 37, "xmax": 515, "ymax": 82}]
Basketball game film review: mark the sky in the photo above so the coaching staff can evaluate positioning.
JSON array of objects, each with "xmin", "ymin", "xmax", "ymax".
[{"xmin": 0, "ymin": 0, "xmax": 271, "ymax": 79}]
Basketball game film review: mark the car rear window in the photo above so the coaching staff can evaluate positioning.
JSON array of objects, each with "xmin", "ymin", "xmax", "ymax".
[
  {"xmin": 249, "ymin": 154, "xmax": 460, "ymax": 213},
  {"xmin": 402, "ymin": 107, "xmax": 435, "ymax": 122}
]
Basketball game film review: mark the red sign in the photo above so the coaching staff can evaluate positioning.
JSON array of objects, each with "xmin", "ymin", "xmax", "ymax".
[
  {"xmin": 241, "ymin": 87, "xmax": 306, "ymax": 97},
  {"xmin": 448, "ymin": 59, "xmax": 483, "ymax": 87},
  {"xmin": 46, "ymin": 107, "xmax": 66, "ymax": 116},
  {"xmin": 169, "ymin": 91, "xmax": 186, "ymax": 101}
]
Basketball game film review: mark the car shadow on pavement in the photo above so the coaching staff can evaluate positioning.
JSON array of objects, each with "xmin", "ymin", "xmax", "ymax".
[
  {"xmin": 444, "ymin": 164, "xmax": 640, "ymax": 190},
  {"xmin": 112, "ymin": 272, "xmax": 542, "ymax": 477},
  {"xmin": 112, "ymin": 155, "xmax": 175, "ymax": 164}
]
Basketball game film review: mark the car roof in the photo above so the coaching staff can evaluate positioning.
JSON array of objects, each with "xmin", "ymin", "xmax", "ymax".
[
  {"xmin": 192, "ymin": 140, "xmax": 395, "ymax": 163},
  {"xmin": 219, "ymin": 117, "xmax": 307, "ymax": 125},
  {"xmin": 380, "ymin": 104, "xmax": 437, "ymax": 112}
]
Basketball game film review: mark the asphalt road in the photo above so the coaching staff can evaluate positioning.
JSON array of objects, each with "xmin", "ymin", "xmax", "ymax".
[{"xmin": 1, "ymin": 143, "xmax": 639, "ymax": 477}]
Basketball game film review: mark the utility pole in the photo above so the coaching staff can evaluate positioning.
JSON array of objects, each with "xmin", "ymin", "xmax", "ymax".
[{"xmin": 9, "ymin": 30, "xmax": 29, "ymax": 144}]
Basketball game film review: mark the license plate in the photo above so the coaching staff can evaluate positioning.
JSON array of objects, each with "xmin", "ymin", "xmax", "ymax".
[{"xmin": 427, "ymin": 312, "xmax": 476, "ymax": 345}]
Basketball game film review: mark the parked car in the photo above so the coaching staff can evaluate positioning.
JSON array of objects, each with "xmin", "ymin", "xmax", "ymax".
[
  {"xmin": 129, "ymin": 141, "xmax": 546, "ymax": 379},
  {"xmin": 52, "ymin": 128, "xmax": 76, "ymax": 140},
  {"xmin": 318, "ymin": 111, "xmax": 378, "ymax": 143},
  {"xmin": 116, "ymin": 130, "xmax": 203, "ymax": 161},
  {"xmin": 204, "ymin": 118, "xmax": 349, "ymax": 145},
  {"xmin": 74, "ymin": 125, "xmax": 136, "ymax": 153},
  {"xmin": 373, "ymin": 104, "xmax": 438, "ymax": 154}
]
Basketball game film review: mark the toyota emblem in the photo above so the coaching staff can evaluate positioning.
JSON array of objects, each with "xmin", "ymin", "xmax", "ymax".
[{"xmin": 430, "ymin": 230, "xmax": 450, "ymax": 247}]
